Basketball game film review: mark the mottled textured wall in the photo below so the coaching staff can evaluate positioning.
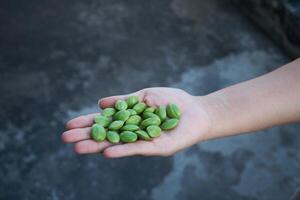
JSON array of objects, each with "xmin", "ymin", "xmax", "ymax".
[
  {"xmin": 233, "ymin": 0, "xmax": 300, "ymax": 58},
  {"xmin": 0, "ymin": 0, "xmax": 299, "ymax": 200}
]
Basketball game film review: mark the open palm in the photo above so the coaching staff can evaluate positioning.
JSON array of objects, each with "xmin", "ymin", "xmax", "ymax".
[{"xmin": 61, "ymin": 87, "xmax": 210, "ymax": 158}]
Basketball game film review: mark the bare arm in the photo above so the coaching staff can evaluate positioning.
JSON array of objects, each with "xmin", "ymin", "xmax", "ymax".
[
  {"xmin": 200, "ymin": 58, "xmax": 300, "ymax": 141},
  {"xmin": 62, "ymin": 58, "xmax": 300, "ymax": 157}
]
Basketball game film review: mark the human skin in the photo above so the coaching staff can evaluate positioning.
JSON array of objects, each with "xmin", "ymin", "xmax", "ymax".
[{"xmin": 61, "ymin": 58, "xmax": 300, "ymax": 158}]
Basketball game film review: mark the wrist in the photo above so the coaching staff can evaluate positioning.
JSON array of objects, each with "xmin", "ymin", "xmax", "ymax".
[{"xmin": 194, "ymin": 93, "xmax": 228, "ymax": 141}]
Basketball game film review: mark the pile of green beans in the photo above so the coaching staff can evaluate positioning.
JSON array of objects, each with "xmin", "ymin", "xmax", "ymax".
[{"xmin": 91, "ymin": 96, "xmax": 181, "ymax": 143}]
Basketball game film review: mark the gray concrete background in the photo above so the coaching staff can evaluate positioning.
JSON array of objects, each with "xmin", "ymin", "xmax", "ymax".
[{"xmin": 0, "ymin": 0, "xmax": 299, "ymax": 199}]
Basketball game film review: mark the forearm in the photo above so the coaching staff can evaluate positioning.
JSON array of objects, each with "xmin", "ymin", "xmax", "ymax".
[{"xmin": 199, "ymin": 58, "xmax": 300, "ymax": 141}]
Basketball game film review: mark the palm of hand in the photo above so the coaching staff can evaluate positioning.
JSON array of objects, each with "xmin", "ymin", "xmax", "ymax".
[{"xmin": 62, "ymin": 87, "xmax": 210, "ymax": 157}]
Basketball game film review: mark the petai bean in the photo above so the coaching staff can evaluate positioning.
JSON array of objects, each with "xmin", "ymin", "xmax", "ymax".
[
  {"xmin": 101, "ymin": 108, "xmax": 116, "ymax": 117},
  {"xmin": 126, "ymin": 96, "xmax": 139, "ymax": 108},
  {"xmin": 125, "ymin": 115, "xmax": 142, "ymax": 125},
  {"xmin": 155, "ymin": 106, "xmax": 167, "ymax": 121},
  {"xmin": 106, "ymin": 131, "xmax": 120, "ymax": 143},
  {"xmin": 127, "ymin": 109, "xmax": 137, "ymax": 116},
  {"xmin": 94, "ymin": 115, "xmax": 110, "ymax": 127},
  {"xmin": 161, "ymin": 118, "xmax": 178, "ymax": 130},
  {"xmin": 120, "ymin": 131, "xmax": 138, "ymax": 143},
  {"xmin": 166, "ymin": 104, "xmax": 181, "ymax": 119},
  {"xmin": 144, "ymin": 107, "xmax": 155, "ymax": 113},
  {"xmin": 133, "ymin": 102, "xmax": 146, "ymax": 114},
  {"xmin": 91, "ymin": 124, "xmax": 106, "ymax": 141},
  {"xmin": 114, "ymin": 110, "xmax": 130, "ymax": 121},
  {"xmin": 146, "ymin": 125, "xmax": 161, "ymax": 138},
  {"xmin": 140, "ymin": 117, "xmax": 161, "ymax": 128},
  {"xmin": 135, "ymin": 130, "xmax": 151, "ymax": 140},
  {"xmin": 108, "ymin": 120, "xmax": 124, "ymax": 130},
  {"xmin": 115, "ymin": 99, "xmax": 128, "ymax": 111},
  {"xmin": 121, "ymin": 124, "xmax": 139, "ymax": 131},
  {"xmin": 142, "ymin": 112, "xmax": 159, "ymax": 119}
]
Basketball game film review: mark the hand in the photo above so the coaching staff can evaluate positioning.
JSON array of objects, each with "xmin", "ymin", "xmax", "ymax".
[{"xmin": 61, "ymin": 87, "xmax": 211, "ymax": 158}]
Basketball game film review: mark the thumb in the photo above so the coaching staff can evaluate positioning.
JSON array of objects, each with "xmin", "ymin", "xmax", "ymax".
[{"xmin": 98, "ymin": 89, "xmax": 146, "ymax": 109}]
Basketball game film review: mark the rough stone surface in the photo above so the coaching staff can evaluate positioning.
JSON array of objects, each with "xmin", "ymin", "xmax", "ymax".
[
  {"xmin": 0, "ymin": 0, "xmax": 299, "ymax": 200},
  {"xmin": 233, "ymin": 0, "xmax": 300, "ymax": 58}
]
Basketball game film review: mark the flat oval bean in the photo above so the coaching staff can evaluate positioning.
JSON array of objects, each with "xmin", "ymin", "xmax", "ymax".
[
  {"xmin": 126, "ymin": 96, "xmax": 139, "ymax": 108},
  {"xmin": 120, "ymin": 131, "xmax": 138, "ymax": 143},
  {"xmin": 135, "ymin": 130, "xmax": 151, "ymax": 140},
  {"xmin": 108, "ymin": 120, "xmax": 124, "ymax": 130},
  {"xmin": 132, "ymin": 102, "xmax": 146, "ymax": 114},
  {"xmin": 127, "ymin": 109, "xmax": 137, "ymax": 116},
  {"xmin": 144, "ymin": 107, "xmax": 155, "ymax": 113},
  {"xmin": 114, "ymin": 110, "xmax": 130, "ymax": 121},
  {"xmin": 91, "ymin": 124, "xmax": 106, "ymax": 141},
  {"xmin": 106, "ymin": 131, "xmax": 120, "ymax": 143},
  {"xmin": 161, "ymin": 118, "xmax": 178, "ymax": 130},
  {"xmin": 94, "ymin": 115, "xmax": 110, "ymax": 127},
  {"xmin": 146, "ymin": 125, "xmax": 161, "ymax": 138},
  {"xmin": 140, "ymin": 117, "xmax": 161, "ymax": 128},
  {"xmin": 155, "ymin": 106, "xmax": 167, "ymax": 121},
  {"xmin": 166, "ymin": 104, "xmax": 181, "ymax": 119},
  {"xmin": 142, "ymin": 112, "xmax": 159, "ymax": 119},
  {"xmin": 121, "ymin": 124, "xmax": 139, "ymax": 131},
  {"xmin": 125, "ymin": 115, "xmax": 142, "ymax": 125},
  {"xmin": 115, "ymin": 99, "xmax": 128, "ymax": 111},
  {"xmin": 101, "ymin": 108, "xmax": 116, "ymax": 117}
]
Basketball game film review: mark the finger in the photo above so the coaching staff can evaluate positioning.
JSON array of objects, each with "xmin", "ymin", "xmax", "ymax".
[
  {"xmin": 61, "ymin": 127, "xmax": 91, "ymax": 143},
  {"xmin": 65, "ymin": 113, "xmax": 98, "ymax": 130},
  {"xmin": 98, "ymin": 90, "xmax": 146, "ymax": 109},
  {"xmin": 103, "ymin": 140, "xmax": 157, "ymax": 158},
  {"xmin": 74, "ymin": 140, "xmax": 112, "ymax": 154}
]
